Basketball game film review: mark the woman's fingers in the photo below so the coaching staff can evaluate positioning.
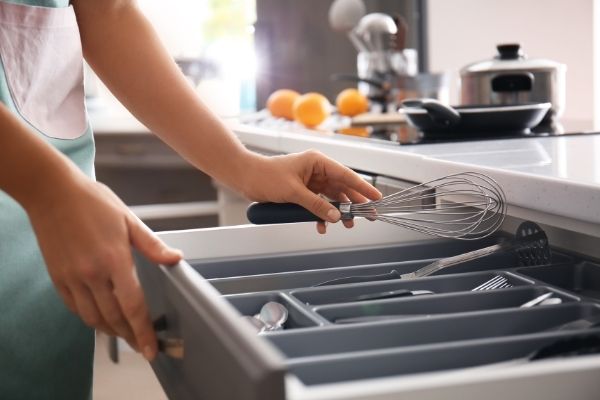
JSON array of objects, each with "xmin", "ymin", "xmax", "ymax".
[
  {"xmin": 70, "ymin": 284, "xmax": 117, "ymax": 336},
  {"xmin": 89, "ymin": 281, "xmax": 137, "ymax": 347},
  {"xmin": 292, "ymin": 185, "xmax": 341, "ymax": 223},
  {"xmin": 112, "ymin": 265, "xmax": 157, "ymax": 361},
  {"xmin": 321, "ymin": 157, "xmax": 382, "ymax": 201},
  {"xmin": 54, "ymin": 282, "xmax": 78, "ymax": 314},
  {"xmin": 343, "ymin": 187, "xmax": 371, "ymax": 204},
  {"xmin": 126, "ymin": 213, "xmax": 183, "ymax": 265}
]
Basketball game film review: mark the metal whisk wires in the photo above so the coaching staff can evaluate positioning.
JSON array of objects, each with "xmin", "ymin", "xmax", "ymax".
[{"xmin": 347, "ymin": 172, "xmax": 506, "ymax": 240}]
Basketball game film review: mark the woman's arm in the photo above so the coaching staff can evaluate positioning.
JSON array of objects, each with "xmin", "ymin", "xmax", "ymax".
[
  {"xmin": 72, "ymin": 0, "xmax": 381, "ymax": 225},
  {"xmin": 0, "ymin": 104, "xmax": 182, "ymax": 360},
  {"xmin": 69, "ymin": 0, "xmax": 381, "ymax": 359}
]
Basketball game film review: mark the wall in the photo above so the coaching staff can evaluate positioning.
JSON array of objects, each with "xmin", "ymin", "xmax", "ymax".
[{"xmin": 427, "ymin": 0, "xmax": 598, "ymax": 123}]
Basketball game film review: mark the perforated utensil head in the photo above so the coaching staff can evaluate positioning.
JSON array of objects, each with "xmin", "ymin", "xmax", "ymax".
[{"xmin": 514, "ymin": 221, "xmax": 551, "ymax": 266}]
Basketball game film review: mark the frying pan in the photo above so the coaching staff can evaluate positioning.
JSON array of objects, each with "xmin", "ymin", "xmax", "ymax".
[{"xmin": 401, "ymin": 98, "xmax": 551, "ymax": 135}]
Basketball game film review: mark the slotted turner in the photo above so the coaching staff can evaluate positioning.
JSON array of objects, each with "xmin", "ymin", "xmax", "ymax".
[{"xmin": 315, "ymin": 221, "xmax": 550, "ymax": 287}]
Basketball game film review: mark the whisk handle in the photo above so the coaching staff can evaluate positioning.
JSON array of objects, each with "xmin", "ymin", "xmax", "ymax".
[{"xmin": 247, "ymin": 202, "xmax": 341, "ymax": 224}]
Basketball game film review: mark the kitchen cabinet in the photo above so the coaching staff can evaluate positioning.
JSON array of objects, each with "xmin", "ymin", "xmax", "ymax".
[{"xmin": 94, "ymin": 130, "xmax": 219, "ymax": 231}]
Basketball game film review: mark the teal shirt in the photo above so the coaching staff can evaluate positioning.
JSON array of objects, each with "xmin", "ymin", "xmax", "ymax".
[{"xmin": 0, "ymin": 1, "xmax": 96, "ymax": 399}]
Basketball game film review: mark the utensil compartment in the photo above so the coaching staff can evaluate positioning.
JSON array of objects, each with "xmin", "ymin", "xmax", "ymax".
[
  {"xmin": 197, "ymin": 241, "xmax": 572, "ymax": 295},
  {"xmin": 517, "ymin": 262, "xmax": 600, "ymax": 300},
  {"xmin": 315, "ymin": 286, "xmax": 577, "ymax": 323},
  {"xmin": 267, "ymin": 303, "xmax": 600, "ymax": 358},
  {"xmin": 285, "ymin": 329, "xmax": 600, "ymax": 386},
  {"xmin": 290, "ymin": 271, "xmax": 531, "ymax": 305},
  {"xmin": 189, "ymin": 237, "xmax": 512, "ymax": 280},
  {"xmin": 225, "ymin": 292, "xmax": 324, "ymax": 329}
]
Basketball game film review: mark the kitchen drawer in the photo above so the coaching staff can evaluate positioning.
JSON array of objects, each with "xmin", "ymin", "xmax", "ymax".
[{"xmin": 135, "ymin": 220, "xmax": 600, "ymax": 400}]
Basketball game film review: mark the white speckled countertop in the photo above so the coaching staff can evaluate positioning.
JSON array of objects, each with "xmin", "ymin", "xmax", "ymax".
[{"xmin": 89, "ymin": 109, "xmax": 600, "ymax": 236}]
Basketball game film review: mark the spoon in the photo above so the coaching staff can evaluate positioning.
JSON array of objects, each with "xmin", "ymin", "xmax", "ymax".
[
  {"xmin": 259, "ymin": 302, "xmax": 289, "ymax": 331},
  {"xmin": 241, "ymin": 316, "xmax": 267, "ymax": 333}
]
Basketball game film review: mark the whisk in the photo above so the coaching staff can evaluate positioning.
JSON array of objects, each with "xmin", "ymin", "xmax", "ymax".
[{"xmin": 246, "ymin": 172, "xmax": 507, "ymax": 240}]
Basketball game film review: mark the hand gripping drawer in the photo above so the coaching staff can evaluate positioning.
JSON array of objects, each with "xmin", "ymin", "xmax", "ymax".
[{"xmin": 134, "ymin": 256, "xmax": 286, "ymax": 400}]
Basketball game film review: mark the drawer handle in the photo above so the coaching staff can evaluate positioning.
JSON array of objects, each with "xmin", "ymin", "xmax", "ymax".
[{"xmin": 153, "ymin": 315, "xmax": 184, "ymax": 359}]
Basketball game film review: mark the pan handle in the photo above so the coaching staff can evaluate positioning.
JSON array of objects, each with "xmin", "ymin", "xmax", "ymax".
[
  {"xmin": 402, "ymin": 98, "xmax": 461, "ymax": 128},
  {"xmin": 247, "ymin": 202, "xmax": 342, "ymax": 224}
]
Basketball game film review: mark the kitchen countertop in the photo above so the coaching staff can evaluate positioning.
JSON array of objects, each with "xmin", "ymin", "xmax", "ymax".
[{"xmin": 89, "ymin": 109, "xmax": 600, "ymax": 236}]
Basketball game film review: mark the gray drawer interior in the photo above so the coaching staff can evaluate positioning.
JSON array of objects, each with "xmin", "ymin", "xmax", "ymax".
[{"xmin": 144, "ymin": 235, "xmax": 600, "ymax": 392}]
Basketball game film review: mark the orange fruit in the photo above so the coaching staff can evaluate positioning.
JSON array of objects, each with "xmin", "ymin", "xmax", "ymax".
[
  {"xmin": 266, "ymin": 89, "xmax": 300, "ymax": 120},
  {"xmin": 338, "ymin": 127, "xmax": 370, "ymax": 137},
  {"xmin": 336, "ymin": 88, "xmax": 369, "ymax": 117},
  {"xmin": 293, "ymin": 92, "xmax": 331, "ymax": 128}
]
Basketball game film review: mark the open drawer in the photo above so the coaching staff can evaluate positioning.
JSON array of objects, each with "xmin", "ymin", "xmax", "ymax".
[{"xmin": 135, "ymin": 220, "xmax": 600, "ymax": 400}]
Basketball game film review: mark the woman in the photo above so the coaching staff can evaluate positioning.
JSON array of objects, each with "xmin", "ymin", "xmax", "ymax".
[{"xmin": 0, "ymin": 0, "xmax": 381, "ymax": 398}]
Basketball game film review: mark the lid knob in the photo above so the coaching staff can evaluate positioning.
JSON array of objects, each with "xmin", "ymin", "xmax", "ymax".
[{"xmin": 496, "ymin": 43, "xmax": 524, "ymax": 60}]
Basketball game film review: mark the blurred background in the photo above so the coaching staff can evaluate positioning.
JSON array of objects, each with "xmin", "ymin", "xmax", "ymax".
[{"xmin": 88, "ymin": 0, "xmax": 427, "ymax": 115}]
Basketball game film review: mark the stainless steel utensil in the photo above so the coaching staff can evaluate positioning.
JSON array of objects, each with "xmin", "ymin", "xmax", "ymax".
[
  {"xmin": 241, "ymin": 316, "xmax": 267, "ymax": 333},
  {"xmin": 341, "ymin": 289, "xmax": 434, "ymax": 302},
  {"xmin": 471, "ymin": 275, "xmax": 513, "ymax": 291},
  {"xmin": 248, "ymin": 172, "xmax": 507, "ymax": 241},
  {"xmin": 398, "ymin": 221, "xmax": 550, "ymax": 280},
  {"xmin": 259, "ymin": 301, "xmax": 289, "ymax": 331},
  {"xmin": 314, "ymin": 270, "xmax": 401, "ymax": 287},
  {"xmin": 355, "ymin": 13, "xmax": 398, "ymax": 53},
  {"xmin": 313, "ymin": 222, "xmax": 549, "ymax": 288},
  {"xmin": 519, "ymin": 292, "xmax": 554, "ymax": 308},
  {"xmin": 242, "ymin": 301, "xmax": 289, "ymax": 333},
  {"xmin": 328, "ymin": 0, "xmax": 369, "ymax": 52}
]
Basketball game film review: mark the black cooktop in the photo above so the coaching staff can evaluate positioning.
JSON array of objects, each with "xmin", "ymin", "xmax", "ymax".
[{"xmin": 340, "ymin": 120, "xmax": 600, "ymax": 145}]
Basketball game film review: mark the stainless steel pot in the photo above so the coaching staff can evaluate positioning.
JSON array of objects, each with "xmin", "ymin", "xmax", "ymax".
[{"xmin": 460, "ymin": 44, "xmax": 566, "ymax": 120}]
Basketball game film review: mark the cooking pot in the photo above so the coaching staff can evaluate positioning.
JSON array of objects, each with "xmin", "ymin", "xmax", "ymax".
[
  {"xmin": 332, "ymin": 73, "xmax": 450, "ymax": 112},
  {"xmin": 401, "ymin": 98, "xmax": 551, "ymax": 136},
  {"xmin": 460, "ymin": 44, "xmax": 566, "ymax": 120}
]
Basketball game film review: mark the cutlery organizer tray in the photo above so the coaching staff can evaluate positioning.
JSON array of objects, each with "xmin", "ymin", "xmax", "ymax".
[
  {"xmin": 183, "ymin": 237, "xmax": 600, "ymax": 387},
  {"xmin": 517, "ymin": 261, "xmax": 600, "ymax": 300}
]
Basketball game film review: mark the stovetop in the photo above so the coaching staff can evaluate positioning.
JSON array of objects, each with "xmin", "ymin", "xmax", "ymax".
[
  {"xmin": 240, "ymin": 111, "xmax": 600, "ymax": 146},
  {"xmin": 347, "ymin": 119, "xmax": 600, "ymax": 146}
]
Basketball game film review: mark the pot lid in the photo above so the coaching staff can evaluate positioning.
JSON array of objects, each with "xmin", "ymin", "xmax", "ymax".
[{"xmin": 461, "ymin": 43, "xmax": 566, "ymax": 74}]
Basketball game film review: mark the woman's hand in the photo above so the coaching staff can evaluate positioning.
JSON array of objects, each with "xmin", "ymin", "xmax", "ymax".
[
  {"xmin": 240, "ymin": 150, "xmax": 382, "ymax": 234},
  {"xmin": 25, "ymin": 175, "xmax": 182, "ymax": 361}
]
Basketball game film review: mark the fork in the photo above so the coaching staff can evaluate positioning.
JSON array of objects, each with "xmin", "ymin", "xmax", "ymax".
[{"xmin": 471, "ymin": 275, "xmax": 513, "ymax": 291}]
